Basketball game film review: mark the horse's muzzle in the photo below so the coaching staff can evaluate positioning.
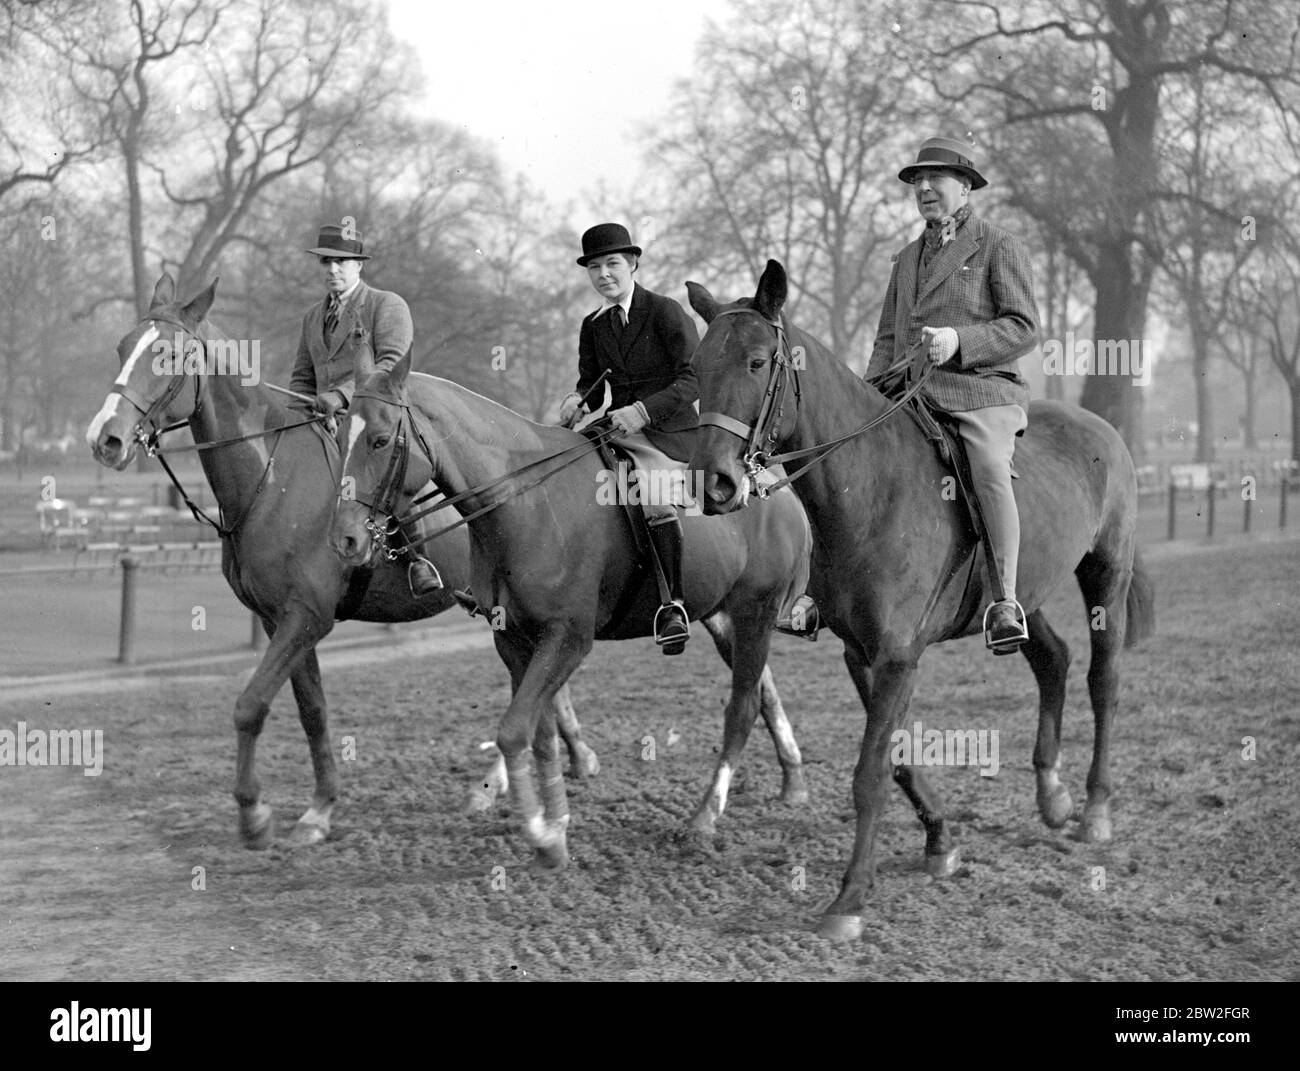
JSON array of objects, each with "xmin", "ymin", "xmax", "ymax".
[{"xmin": 329, "ymin": 500, "xmax": 375, "ymax": 565}]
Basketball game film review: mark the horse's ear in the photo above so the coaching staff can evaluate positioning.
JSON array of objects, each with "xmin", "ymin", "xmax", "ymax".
[
  {"xmin": 752, "ymin": 260, "xmax": 787, "ymax": 322},
  {"xmin": 182, "ymin": 278, "xmax": 219, "ymax": 323},
  {"xmin": 685, "ymin": 281, "xmax": 721, "ymax": 324},
  {"xmin": 391, "ymin": 343, "xmax": 412, "ymax": 387},
  {"xmin": 150, "ymin": 272, "xmax": 176, "ymax": 310}
]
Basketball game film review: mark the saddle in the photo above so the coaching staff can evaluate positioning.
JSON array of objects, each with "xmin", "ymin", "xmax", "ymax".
[{"xmin": 586, "ymin": 428, "xmax": 677, "ymax": 639}]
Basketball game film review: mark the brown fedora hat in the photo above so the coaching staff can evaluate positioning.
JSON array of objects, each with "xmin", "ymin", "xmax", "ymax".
[
  {"xmin": 304, "ymin": 223, "xmax": 371, "ymax": 260},
  {"xmin": 576, "ymin": 222, "xmax": 642, "ymax": 266},
  {"xmin": 898, "ymin": 137, "xmax": 988, "ymax": 190}
]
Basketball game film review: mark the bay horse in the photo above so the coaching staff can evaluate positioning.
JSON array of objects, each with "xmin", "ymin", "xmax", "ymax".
[
  {"xmin": 85, "ymin": 272, "xmax": 597, "ymax": 848},
  {"xmin": 329, "ymin": 349, "xmax": 816, "ymax": 869},
  {"xmin": 686, "ymin": 261, "xmax": 1155, "ymax": 940}
]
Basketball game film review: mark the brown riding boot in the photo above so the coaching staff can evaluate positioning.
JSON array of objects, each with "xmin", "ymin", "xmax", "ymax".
[{"xmin": 983, "ymin": 599, "xmax": 1028, "ymax": 655}]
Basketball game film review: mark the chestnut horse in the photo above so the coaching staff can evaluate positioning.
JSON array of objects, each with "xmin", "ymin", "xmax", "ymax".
[
  {"xmin": 330, "ymin": 350, "xmax": 817, "ymax": 870},
  {"xmin": 86, "ymin": 273, "xmax": 596, "ymax": 848},
  {"xmin": 687, "ymin": 261, "xmax": 1154, "ymax": 940}
]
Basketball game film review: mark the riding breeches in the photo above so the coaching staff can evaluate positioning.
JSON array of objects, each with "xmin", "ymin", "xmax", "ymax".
[
  {"xmin": 614, "ymin": 431, "xmax": 695, "ymax": 523},
  {"xmin": 948, "ymin": 403, "xmax": 1028, "ymax": 602}
]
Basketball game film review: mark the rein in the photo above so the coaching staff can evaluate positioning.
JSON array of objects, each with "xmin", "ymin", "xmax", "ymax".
[
  {"xmin": 346, "ymin": 389, "xmax": 623, "ymax": 557},
  {"xmin": 115, "ymin": 312, "xmax": 325, "ymax": 538},
  {"xmin": 697, "ymin": 307, "xmax": 933, "ymax": 497}
]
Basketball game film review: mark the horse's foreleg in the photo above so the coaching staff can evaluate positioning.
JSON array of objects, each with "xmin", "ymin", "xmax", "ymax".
[
  {"xmin": 233, "ymin": 613, "xmax": 320, "ymax": 849},
  {"xmin": 1021, "ymin": 610, "xmax": 1074, "ymax": 829},
  {"xmin": 820, "ymin": 649, "xmax": 920, "ymax": 942},
  {"xmin": 494, "ymin": 627, "xmax": 590, "ymax": 870},
  {"xmin": 554, "ymin": 682, "xmax": 599, "ymax": 779},
  {"xmin": 287, "ymin": 648, "xmax": 337, "ymax": 846}
]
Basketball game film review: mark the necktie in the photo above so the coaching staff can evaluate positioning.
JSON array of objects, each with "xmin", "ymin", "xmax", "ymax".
[
  {"xmin": 324, "ymin": 296, "xmax": 340, "ymax": 339},
  {"xmin": 611, "ymin": 304, "xmax": 625, "ymax": 339}
]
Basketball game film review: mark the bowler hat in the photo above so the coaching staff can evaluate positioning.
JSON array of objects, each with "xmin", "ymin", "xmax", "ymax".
[
  {"xmin": 576, "ymin": 222, "xmax": 642, "ymax": 266},
  {"xmin": 304, "ymin": 223, "xmax": 371, "ymax": 260},
  {"xmin": 898, "ymin": 137, "xmax": 988, "ymax": 190}
]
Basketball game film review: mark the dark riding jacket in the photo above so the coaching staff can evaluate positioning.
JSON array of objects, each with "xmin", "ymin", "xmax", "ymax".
[{"xmin": 576, "ymin": 282, "xmax": 700, "ymax": 460}]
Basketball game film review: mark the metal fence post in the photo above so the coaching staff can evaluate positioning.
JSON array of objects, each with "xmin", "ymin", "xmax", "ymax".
[
  {"xmin": 1206, "ymin": 483, "xmax": 1216, "ymax": 539},
  {"xmin": 1167, "ymin": 483, "xmax": 1177, "ymax": 541},
  {"xmin": 118, "ymin": 554, "xmax": 139, "ymax": 664}
]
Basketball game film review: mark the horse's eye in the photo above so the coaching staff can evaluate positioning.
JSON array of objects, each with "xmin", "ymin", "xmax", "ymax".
[
  {"xmin": 373, "ymin": 435, "xmax": 390, "ymax": 449},
  {"xmin": 749, "ymin": 357, "xmax": 767, "ymax": 372}
]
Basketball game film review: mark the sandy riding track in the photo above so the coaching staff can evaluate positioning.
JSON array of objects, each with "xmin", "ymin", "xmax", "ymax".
[{"xmin": 1, "ymin": 539, "xmax": 1297, "ymax": 981}]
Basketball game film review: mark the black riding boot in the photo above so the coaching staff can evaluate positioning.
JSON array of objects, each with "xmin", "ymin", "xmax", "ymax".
[
  {"xmin": 648, "ymin": 513, "xmax": 690, "ymax": 655},
  {"xmin": 400, "ymin": 524, "xmax": 443, "ymax": 597}
]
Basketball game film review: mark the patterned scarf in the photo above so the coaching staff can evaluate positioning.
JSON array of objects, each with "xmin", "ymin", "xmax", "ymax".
[{"xmin": 921, "ymin": 203, "xmax": 972, "ymax": 271}]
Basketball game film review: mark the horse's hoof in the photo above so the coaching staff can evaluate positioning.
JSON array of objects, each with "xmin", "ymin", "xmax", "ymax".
[
  {"xmin": 1082, "ymin": 809, "xmax": 1113, "ymax": 843},
  {"xmin": 289, "ymin": 819, "xmax": 328, "ymax": 847},
  {"xmin": 817, "ymin": 914, "xmax": 863, "ymax": 942},
  {"xmin": 925, "ymin": 847, "xmax": 961, "ymax": 878},
  {"xmin": 530, "ymin": 843, "xmax": 569, "ymax": 872},
  {"xmin": 1038, "ymin": 786, "xmax": 1074, "ymax": 829},
  {"xmin": 570, "ymin": 745, "xmax": 600, "ymax": 780},
  {"xmin": 464, "ymin": 787, "xmax": 497, "ymax": 814},
  {"xmin": 240, "ymin": 805, "xmax": 274, "ymax": 851},
  {"xmin": 780, "ymin": 779, "xmax": 811, "ymax": 807},
  {"xmin": 687, "ymin": 810, "xmax": 719, "ymax": 836}
]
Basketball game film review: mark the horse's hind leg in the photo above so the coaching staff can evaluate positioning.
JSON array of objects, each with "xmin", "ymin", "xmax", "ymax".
[
  {"xmin": 758, "ymin": 664, "xmax": 809, "ymax": 805},
  {"xmin": 554, "ymin": 683, "xmax": 599, "ymax": 779},
  {"xmin": 1075, "ymin": 552, "xmax": 1131, "ymax": 842},
  {"xmin": 1020, "ymin": 609, "xmax": 1074, "ymax": 829},
  {"xmin": 689, "ymin": 612, "xmax": 801, "ymax": 833},
  {"xmin": 287, "ymin": 648, "xmax": 338, "ymax": 846}
]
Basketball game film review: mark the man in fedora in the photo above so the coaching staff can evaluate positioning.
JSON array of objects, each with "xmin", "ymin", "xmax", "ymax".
[
  {"xmin": 559, "ymin": 222, "xmax": 702, "ymax": 653},
  {"xmin": 866, "ymin": 136, "xmax": 1041, "ymax": 653},
  {"xmin": 291, "ymin": 221, "xmax": 443, "ymax": 597}
]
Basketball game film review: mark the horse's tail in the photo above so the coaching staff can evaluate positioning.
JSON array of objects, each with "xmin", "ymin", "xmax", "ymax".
[{"xmin": 1124, "ymin": 547, "xmax": 1156, "ymax": 649}]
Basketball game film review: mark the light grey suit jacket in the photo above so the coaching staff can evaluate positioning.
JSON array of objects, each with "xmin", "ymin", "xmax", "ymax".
[
  {"xmin": 289, "ymin": 280, "xmax": 414, "ymax": 407},
  {"xmin": 867, "ymin": 216, "xmax": 1039, "ymax": 412}
]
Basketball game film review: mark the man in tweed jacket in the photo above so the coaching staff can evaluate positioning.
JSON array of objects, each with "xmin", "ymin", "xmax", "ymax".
[
  {"xmin": 866, "ymin": 137, "xmax": 1041, "ymax": 652},
  {"xmin": 291, "ymin": 222, "xmax": 442, "ymax": 597}
]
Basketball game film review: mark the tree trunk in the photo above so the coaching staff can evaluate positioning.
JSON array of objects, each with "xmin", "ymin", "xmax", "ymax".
[
  {"xmin": 1190, "ymin": 320, "xmax": 1214, "ymax": 463},
  {"xmin": 1242, "ymin": 361, "xmax": 1257, "ymax": 451},
  {"xmin": 1079, "ymin": 238, "xmax": 1150, "ymax": 462}
]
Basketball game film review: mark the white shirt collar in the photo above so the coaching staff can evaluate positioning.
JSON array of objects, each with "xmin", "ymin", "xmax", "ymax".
[
  {"xmin": 329, "ymin": 279, "xmax": 362, "ymax": 306},
  {"xmin": 596, "ymin": 287, "xmax": 634, "ymax": 319}
]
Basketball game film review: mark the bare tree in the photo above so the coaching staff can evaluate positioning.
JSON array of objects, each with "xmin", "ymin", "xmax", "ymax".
[
  {"xmin": 927, "ymin": 0, "xmax": 1300, "ymax": 461},
  {"xmin": 649, "ymin": 0, "xmax": 924, "ymax": 365}
]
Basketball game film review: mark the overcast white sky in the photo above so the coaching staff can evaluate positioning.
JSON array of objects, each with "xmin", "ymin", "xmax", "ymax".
[{"xmin": 385, "ymin": 0, "xmax": 734, "ymax": 206}]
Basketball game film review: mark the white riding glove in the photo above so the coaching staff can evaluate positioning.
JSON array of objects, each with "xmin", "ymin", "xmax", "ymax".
[{"xmin": 920, "ymin": 326, "xmax": 959, "ymax": 365}]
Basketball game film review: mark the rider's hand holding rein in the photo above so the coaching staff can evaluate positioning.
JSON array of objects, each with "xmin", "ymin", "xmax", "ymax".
[
  {"xmin": 608, "ymin": 402, "xmax": 649, "ymax": 436},
  {"xmin": 920, "ymin": 325, "xmax": 959, "ymax": 365}
]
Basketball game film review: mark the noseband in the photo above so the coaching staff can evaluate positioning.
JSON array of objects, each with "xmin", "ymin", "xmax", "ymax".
[
  {"xmin": 112, "ymin": 315, "xmax": 205, "ymax": 455},
  {"xmin": 696, "ymin": 307, "xmax": 800, "ymax": 499}
]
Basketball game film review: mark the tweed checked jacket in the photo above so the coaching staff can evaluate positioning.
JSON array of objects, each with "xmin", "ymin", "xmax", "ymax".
[
  {"xmin": 867, "ymin": 215, "xmax": 1039, "ymax": 413},
  {"xmin": 289, "ymin": 280, "xmax": 414, "ymax": 407},
  {"xmin": 577, "ymin": 282, "xmax": 700, "ymax": 460}
]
